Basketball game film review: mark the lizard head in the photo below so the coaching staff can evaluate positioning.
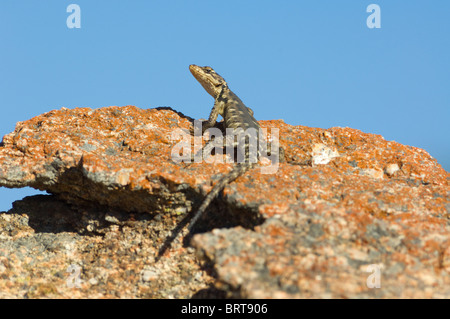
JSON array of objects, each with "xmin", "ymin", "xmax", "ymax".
[{"xmin": 189, "ymin": 65, "xmax": 227, "ymax": 98}]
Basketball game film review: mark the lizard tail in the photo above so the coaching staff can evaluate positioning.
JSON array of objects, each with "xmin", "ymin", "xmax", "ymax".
[{"xmin": 188, "ymin": 163, "xmax": 252, "ymax": 230}]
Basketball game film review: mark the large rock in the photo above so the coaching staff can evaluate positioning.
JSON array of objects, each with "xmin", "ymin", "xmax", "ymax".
[{"xmin": 0, "ymin": 105, "xmax": 448, "ymax": 298}]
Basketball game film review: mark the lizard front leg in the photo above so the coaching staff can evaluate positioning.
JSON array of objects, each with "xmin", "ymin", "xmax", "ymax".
[
  {"xmin": 190, "ymin": 98, "xmax": 226, "ymax": 162},
  {"xmin": 189, "ymin": 98, "xmax": 225, "ymax": 136},
  {"xmin": 201, "ymin": 98, "xmax": 225, "ymax": 134}
]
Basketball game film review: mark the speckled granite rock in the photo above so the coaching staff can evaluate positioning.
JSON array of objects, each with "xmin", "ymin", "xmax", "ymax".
[
  {"xmin": 0, "ymin": 106, "xmax": 448, "ymax": 298},
  {"xmin": 0, "ymin": 195, "xmax": 216, "ymax": 298}
]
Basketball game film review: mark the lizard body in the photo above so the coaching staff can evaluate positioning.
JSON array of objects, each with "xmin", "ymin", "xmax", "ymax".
[
  {"xmin": 157, "ymin": 65, "xmax": 282, "ymax": 259},
  {"xmin": 187, "ymin": 64, "xmax": 263, "ymax": 230}
]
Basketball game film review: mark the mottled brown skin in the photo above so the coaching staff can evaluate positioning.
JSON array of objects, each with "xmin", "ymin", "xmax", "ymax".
[
  {"xmin": 189, "ymin": 65, "xmax": 259, "ymax": 133},
  {"xmin": 187, "ymin": 64, "xmax": 261, "ymax": 229}
]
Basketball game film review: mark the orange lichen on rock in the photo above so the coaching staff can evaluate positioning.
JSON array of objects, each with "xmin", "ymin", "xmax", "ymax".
[{"xmin": 0, "ymin": 105, "xmax": 449, "ymax": 298}]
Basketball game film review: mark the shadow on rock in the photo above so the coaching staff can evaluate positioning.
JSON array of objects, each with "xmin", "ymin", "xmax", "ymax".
[{"xmin": 4, "ymin": 194, "xmax": 153, "ymax": 235}]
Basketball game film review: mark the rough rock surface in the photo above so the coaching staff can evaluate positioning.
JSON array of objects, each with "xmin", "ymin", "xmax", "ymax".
[
  {"xmin": 0, "ymin": 195, "xmax": 214, "ymax": 298},
  {"xmin": 0, "ymin": 105, "xmax": 448, "ymax": 298}
]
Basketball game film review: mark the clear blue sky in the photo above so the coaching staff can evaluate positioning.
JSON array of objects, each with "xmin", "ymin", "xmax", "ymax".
[{"xmin": 0, "ymin": 1, "xmax": 449, "ymax": 212}]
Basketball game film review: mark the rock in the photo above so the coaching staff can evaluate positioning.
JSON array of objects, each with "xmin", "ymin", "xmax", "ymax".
[
  {"xmin": 0, "ymin": 106, "xmax": 199, "ymax": 214},
  {"xmin": 0, "ymin": 105, "xmax": 448, "ymax": 298},
  {"xmin": 0, "ymin": 195, "xmax": 214, "ymax": 298},
  {"xmin": 385, "ymin": 163, "xmax": 400, "ymax": 176}
]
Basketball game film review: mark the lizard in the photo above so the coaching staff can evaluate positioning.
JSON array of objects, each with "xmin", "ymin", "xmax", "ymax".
[
  {"xmin": 156, "ymin": 65, "xmax": 283, "ymax": 260},
  {"xmin": 186, "ymin": 64, "xmax": 283, "ymax": 231}
]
